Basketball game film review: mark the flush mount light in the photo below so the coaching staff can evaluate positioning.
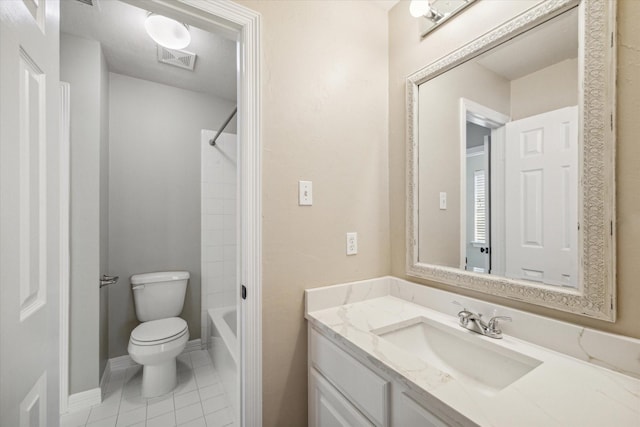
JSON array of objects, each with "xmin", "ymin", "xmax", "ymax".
[
  {"xmin": 144, "ymin": 13, "xmax": 191, "ymax": 50},
  {"xmin": 410, "ymin": 0, "xmax": 476, "ymax": 38}
]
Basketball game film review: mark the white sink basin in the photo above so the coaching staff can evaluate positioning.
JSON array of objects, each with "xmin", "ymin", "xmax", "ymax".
[{"xmin": 372, "ymin": 317, "xmax": 542, "ymax": 396}]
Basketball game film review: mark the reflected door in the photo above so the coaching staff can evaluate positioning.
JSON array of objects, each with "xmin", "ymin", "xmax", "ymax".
[
  {"xmin": 504, "ymin": 106, "xmax": 578, "ymax": 287},
  {"xmin": 465, "ymin": 136, "xmax": 490, "ymax": 273}
]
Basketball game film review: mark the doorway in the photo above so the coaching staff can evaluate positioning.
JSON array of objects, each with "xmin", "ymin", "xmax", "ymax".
[
  {"xmin": 459, "ymin": 98, "xmax": 509, "ymax": 275},
  {"xmin": 465, "ymin": 125, "xmax": 491, "ymax": 273},
  {"xmin": 54, "ymin": 1, "xmax": 261, "ymax": 426}
]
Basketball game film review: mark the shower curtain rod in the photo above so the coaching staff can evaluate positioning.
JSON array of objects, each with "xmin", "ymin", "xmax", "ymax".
[{"xmin": 209, "ymin": 106, "xmax": 237, "ymax": 146}]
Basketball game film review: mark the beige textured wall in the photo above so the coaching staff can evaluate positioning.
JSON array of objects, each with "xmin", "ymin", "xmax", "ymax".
[
  {"xmin": 391, "ymin": 0, "xmax": 640, "ymax": 340},
  {"xmin": 418, "ymin": 61, "xmax": 510, "ymax": 267},
  {"xmin": 511, "ymin": 57, "xmax": 578, "ymax": 120},
  {"xmin": 235, "ymin": 1, "xmax": 390, "ymax": 426}
]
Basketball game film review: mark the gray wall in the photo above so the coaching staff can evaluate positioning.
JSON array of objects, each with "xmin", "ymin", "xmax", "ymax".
[
  {"xmin": 466, "ymin": 122, "xmax": 491, "ymax": 149},
  {"xmin": 61, "ymin": 33, "xmax": 109, "ymax": 394},
  {"xmin": 108, "ymin": 73, "xmax": 236, "ymax": 358}
]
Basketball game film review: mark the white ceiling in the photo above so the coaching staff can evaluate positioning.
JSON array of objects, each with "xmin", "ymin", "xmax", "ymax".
[
  {"xmin": 371, "ymin": 0, "xmax": 402, "ymax": 12},
  {"xmin": 61, "ymin": 0, "xmax": 237, "ymax": 102},
  {"xmin": 476, "ymin": 8, "xmax": 579, "ymax": 81}
]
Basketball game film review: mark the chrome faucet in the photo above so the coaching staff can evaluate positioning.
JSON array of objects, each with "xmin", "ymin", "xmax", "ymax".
[{"xmin": 453, "ymin": 302, "xmax": 512, "ymax": 339}]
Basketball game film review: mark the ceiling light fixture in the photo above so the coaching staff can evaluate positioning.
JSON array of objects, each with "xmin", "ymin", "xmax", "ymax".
[{"xmin": 144, "ymin": 13, "xmax": 191, "ymax": 50}]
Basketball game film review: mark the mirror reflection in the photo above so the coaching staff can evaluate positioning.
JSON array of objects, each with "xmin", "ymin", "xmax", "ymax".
[{"xmin": 417, "ymin": 7, "xmax": 579, "ymax": 288}]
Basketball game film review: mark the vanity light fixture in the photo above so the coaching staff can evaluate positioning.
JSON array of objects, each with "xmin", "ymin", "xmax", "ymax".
[
  {"xmin": 409, "ymin": 0, "xmax": 476, "ymax": 38},
  {"xmin": 144, "ymin": 13, "xmax": 191, "ymax": 50},
  {"xmin": 409, "ymin": 0, "xmax": 442, "ymax": 20}
]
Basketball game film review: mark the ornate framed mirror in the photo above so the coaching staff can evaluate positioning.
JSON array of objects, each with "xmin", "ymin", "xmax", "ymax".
[{"xmin": 406, "ymin": 0, "xmax": 616, "ymax": 321}]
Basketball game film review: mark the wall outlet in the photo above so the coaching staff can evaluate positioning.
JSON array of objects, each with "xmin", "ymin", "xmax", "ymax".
[
  {"xmin": 299, "ymin": 181, "xmax": 312, "ymax": 206},
  {"xmin": 346, "ymin": 232, "xmax": 358, "ymax": 255}
]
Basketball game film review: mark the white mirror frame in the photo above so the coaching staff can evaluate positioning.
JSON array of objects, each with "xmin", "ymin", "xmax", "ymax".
[{"xmin": 406, "ymin": 0, "xmax": 617, "ymax": 321}]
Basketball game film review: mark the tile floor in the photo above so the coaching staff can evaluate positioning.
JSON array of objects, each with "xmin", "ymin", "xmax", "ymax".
[{"xmin": 60, "ymin": 350, "xmax": 235, "ymax": 427}]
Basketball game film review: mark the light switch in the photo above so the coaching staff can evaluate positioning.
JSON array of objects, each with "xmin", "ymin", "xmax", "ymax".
[
  {"xmin": 299, "ymin": 181, "xmax": 312, "ymax": 206},
  {"xmin": 439, "ymin": 192, "xmax": 447, "ymax": 210},
  {"xmin": 346, "ymin": 232, "xmax": 358, "ymax": 255}
]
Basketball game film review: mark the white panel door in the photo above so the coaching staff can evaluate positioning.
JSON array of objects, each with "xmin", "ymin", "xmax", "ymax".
[
  {"xmin": 504, "ymin": 106, "xmax": 578, "ymax": 287},
  {"xmin": 1, "ymin": 1, "xmax": 61, "ymax": 425}
]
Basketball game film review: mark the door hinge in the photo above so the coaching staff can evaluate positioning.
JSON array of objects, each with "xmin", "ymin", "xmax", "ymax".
[
  {"xmin": 611, "ymin": 220, "xmax": 613, "ymax": 236},
  {"xmin": 241, "ymin": 284, "xmax": 247, "ymax": 300}
]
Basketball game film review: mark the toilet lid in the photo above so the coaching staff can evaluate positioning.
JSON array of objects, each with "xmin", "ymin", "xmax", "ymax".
[{"xmin": 131, "ymin": 317, "xmax": 188, "ymax": 344}]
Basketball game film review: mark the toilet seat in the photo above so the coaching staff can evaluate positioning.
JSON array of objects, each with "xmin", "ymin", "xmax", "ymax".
[{"xmin": 130, "ymin": 317, "xmax": 188, "ymax": 346}]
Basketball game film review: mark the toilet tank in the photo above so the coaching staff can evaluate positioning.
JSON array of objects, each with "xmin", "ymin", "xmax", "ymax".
[{"xmin": 131, "ymin": 271, "xmax": 189, "ymax": 322}]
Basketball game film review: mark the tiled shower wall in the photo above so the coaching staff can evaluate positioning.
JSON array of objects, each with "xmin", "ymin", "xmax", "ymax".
[{"xmin": 201, "ymin": 130, "xmax": 238, "ymax": 344}]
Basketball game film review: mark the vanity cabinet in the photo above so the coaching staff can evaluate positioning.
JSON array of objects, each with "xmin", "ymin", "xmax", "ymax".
[{"xmin": 309, "ymin": 326, "xmax": 454, "ymax": 427}]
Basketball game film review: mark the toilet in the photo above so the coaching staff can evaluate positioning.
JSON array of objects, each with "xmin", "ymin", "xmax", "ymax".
[{"xmin": 127, "ymin": 271, "xmax": 190, "ymax": 398}]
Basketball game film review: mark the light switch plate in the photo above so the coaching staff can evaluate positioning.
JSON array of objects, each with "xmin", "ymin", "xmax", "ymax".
[
  {"xmin": 439, "ymin": 192, "xmax": 447, "ymax": 210},
  {"xmin": 346, "ymin": 232, "xmax": 358, "ymax": 255},
  {"xmin": 299, "ymin": 181, "xmax": 312, "ymax": 206}
]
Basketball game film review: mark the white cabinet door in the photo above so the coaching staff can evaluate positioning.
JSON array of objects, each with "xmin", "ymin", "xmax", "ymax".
[
  {"xmin": 309, "ymin": 368, "xmax": 375, "ymax": 427},
  {"xmin": 504, "ymin": 106, "xmax": 578, "ymax": 287},
  {"xmin": 1, "ymin": 0, "xmax": 61, "ymax": 426},
  {"xmin": 394, "ymin": 391, "xmax": 450, "ymax": 427},
  {"xmin": 310, "ymin": 328, "xmax": 389, "ymax": 426}
]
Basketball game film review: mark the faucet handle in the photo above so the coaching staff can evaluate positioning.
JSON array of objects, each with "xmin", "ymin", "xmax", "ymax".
[
  {"xmin": 487, "ymin": 316, "xmax": 512, "ymax": 332},
  {"xmin": 452, "ymin": 301, "xmax": 474, "ymax": 325}
]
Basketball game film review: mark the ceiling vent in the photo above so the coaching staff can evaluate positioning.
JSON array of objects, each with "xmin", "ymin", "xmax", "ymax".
[
  {"xmin": 74, "ymin": 0, "xmax": 95, "ymax": 6},
  {"xmin": 157, "ymin": 46, "xmax": 197, "ymax": 71}
]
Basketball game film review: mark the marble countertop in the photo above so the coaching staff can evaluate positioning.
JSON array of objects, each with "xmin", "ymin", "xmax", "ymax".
[{"xmin": 305, "ymin": 277, "xmax": 640, "ymax": 427}]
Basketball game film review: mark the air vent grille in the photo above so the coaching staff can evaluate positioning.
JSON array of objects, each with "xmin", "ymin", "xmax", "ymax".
[
  {"xmin": 157, "ymin": 46, "xmax": 197, "ymax": 71},
  {"xmin": 74, "ymin": 0, "xmax": 94, "ymax": 6}
]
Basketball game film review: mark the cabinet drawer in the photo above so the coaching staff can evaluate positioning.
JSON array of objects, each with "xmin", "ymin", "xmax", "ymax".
[{"xmin": 310, "ymin": 328, "xmax": 389, "ymax": 426}]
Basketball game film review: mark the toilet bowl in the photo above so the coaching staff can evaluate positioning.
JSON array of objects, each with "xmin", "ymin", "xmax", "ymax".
[
  {"xmin": 128, "ymin": 317, "xmax": 189, "ymax": 397},
  {"xmin": 127, "ymin": 271, "xmax": 190, "ymax": 398}
]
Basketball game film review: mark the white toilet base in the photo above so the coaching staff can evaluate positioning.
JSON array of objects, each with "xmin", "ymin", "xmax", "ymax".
[
  {"xmin": 141, "ymin": 359, "xmax": 177, "ymax": 398},
  {"xmin": 128, "ymin": 328, "xmax": 189, "ymax": 399}
]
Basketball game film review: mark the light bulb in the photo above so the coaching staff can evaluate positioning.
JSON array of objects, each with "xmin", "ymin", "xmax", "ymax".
[
  {"xmin": 409, "ymin": 0, "xmax": 431, "ymax": 18},
  {"xmin": 145, "ymin": 14, "xmax": 191, "ymax": 50}
]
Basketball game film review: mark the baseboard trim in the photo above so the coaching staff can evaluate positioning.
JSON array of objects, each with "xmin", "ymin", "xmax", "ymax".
[
  {"xmin": 107, "ymin": 338, "xmax": 203, "ymax": 372},
  {"xmin": 184, "ymin": 338, "xmax": 203, "ymax": 353},
  {"xmin": 108, "ymin": 353, "xmax": 138, "ymax": 371},
  {"xmin": 67, "ymin": 388, "xmax": 101, "ymax": 412},
  {"xmin": 100, "ymin": 362, "xmax": 111, "ymax": 400}
]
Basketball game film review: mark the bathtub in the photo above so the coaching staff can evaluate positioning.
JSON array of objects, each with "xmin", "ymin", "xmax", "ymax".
[{"xmin": 207, "ymin": 307, "xmax": 238, "ymax": 418}]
